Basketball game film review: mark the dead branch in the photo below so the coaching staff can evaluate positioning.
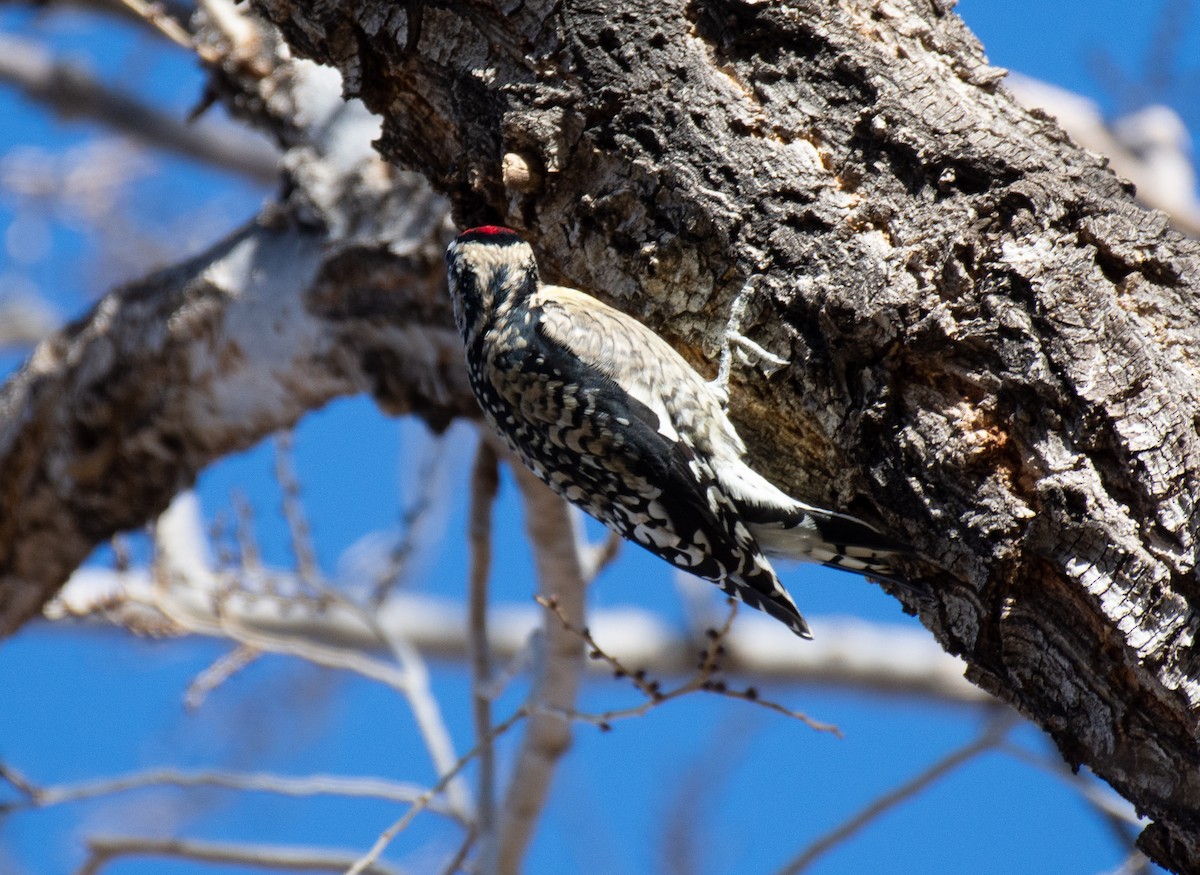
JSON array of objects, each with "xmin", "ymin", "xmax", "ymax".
[
  {"xmin": 2, "ymin": 765, "xmax": 461, "ymax": 819},
  {"xmin": 47, "ymin": 556, "xmax": 983, "ymax": 703},
  {"xmin": 78, "ymin": 834, "xmax": 401, "ymax": 875}
]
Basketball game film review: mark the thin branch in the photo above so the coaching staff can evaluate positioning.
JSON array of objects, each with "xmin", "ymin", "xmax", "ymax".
[
  {"xmin": 347, "ymin": 709, "xmax": 528, "ymax": 875},
  {"xmin": 250, "ymin": 459, "xmax": 475, "ymax": 821},
  {"xmin": 366, "ymin": 434, "xmax": 450, "ymax": 607},
  {"xmin": 60, "ymin": 0, "xmax": 196, "ymax": 36},
  {"xmin": 774, "ymin": 712, "xmax": 1018, "ymax": 875},
  {"xmin": 0, "ymin": 761, "xmax": 38, "ymax": 803},
  {"xmin": 185, "ymin": 643, "xmax": 260, "ymax": 710},
  {"xmin": 467, "ymin": 440, "xmax": 500, "ymax": 870},
  {"xmin": 9, "ymin": 766, "xmax": 460, "ymax": 819},
  {"xmin": 661, "ymin": 711, "xmax": 758, "ymax": 875},
  {"xmin": 1000, "ymin": 740, "xmax": 1146, "ymax": 866},
  {"xmin": 537, "ymin": 594, "xmax": 839, "ymax": 734},
  {"xmin": 275, "ymin": 433, "xmax": 324, "ymax": 591},
  {"xmin": 579, "ymin": 528, "xmax": 623, "ymax": 583},
  {"xmin": 78, "ymin": 835, "xmax": 401, "ymax": 875},
  {"xmin": 115, "ymin": 0, "xmax": 195, "ymax": 49},
  {"xmin": 0, "ymin": 34, "xmax": 278, "ymax": 183},
  {"xmin": 230, "ymin": 492, "xmax": 266, "ymax": 580},
  {"xmin": 439, "ymin": 830, "xmax": 477, "ymax": 875}
]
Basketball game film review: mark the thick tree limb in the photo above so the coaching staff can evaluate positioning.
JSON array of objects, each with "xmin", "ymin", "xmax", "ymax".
[
  {"xmin": 498, "ymin": 462, "xmax": 588, "ymax": 875},
  {"xmin": 0, "ymin": 47, "xmax": 465, "ymax": 637},
  {"xmin": 247, "ymin": 2, "xmax": 1200, "ymax": 871}
]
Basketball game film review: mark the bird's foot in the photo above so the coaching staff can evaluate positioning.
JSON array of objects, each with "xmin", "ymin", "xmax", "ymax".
[{"xmin": 710, "ymin": 276, "xmax": 790, "ymax": 408}]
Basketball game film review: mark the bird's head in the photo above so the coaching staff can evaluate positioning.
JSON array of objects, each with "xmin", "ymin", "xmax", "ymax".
[{"xmin": 445, "ymin": 226, "xmax": 539, "ymax": 344}]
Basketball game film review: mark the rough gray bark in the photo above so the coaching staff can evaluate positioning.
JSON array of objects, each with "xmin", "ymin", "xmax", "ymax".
[
  {"xmin": 243, "ymin": 1, "xmax": 1200, "ymax": 871},
  {"xmin": 0, "ymin": 21, "xmax": 469, "ymax": 638}
]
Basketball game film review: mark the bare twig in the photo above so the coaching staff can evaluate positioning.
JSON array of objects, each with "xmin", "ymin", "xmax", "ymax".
[
  {"xmin": 0, "ymin": 761, "xmax": 38, "ymax": 803},
  {"xmin": 347, "ymin": 709, "xmax": 528, "ymax": 875},
  {"xmin": 467, "ymin": 440, "xmax": 500, "ymax": 869},
  {"xmin": 147, "ymin": 496, "xmax": 477, "ymax": 828},
  {"xmin": 775, "ymin": 712, "xmax": 1018, "ymax": 875},
  {"xmin": 274, "ymin": 434, "xmax": 324, "ymax": 592},
  {"xmin": 1000, "ymin": 739, "xmax": 1145, "ymax": 867},
  {"xmin": 579, "ymin": 528, "xmax": 623, "ymax": 583},
  {"xmin": 252, "ymin": 460, "xmax": 474, "ymax": 821},
  {"xmin": 9, "ymin": 767, "xmax": 459, "ymax": 819},
  {"xmin": 661, "ymin": 712, "xmax": 758, "ymax": 875},
  {"xmin": 366, "ymin": 434, "xmax": 450, "ymax": 607},
  {"xmin": 230, "ymin": 492, "xmax": 265, "ymax": 580},
  {"xmin": 115, "ymin": 0, "xmax": 195, "ymax": 49},
  {"xmin": 439, "ymin": 829, "xmax": 477, "ymax": 875},
  {"xmin": 78, "ymin": 834, "xmax": 400, "ymax": 875},
  {"xmin": 536, "ymin": 594, "xmax": 839, "ymax": 734},
  {"xmin": 64, "ymin": 0, "xmax": 195, "ymax": 35},
  {"xmin": 184, "ymin": 643, "xmax": 261, "ymax": 710}
]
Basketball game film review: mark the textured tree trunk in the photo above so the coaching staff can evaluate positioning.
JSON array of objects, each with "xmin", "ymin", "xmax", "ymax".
[
  {"xmin": 249, "ymin": 1, "xmax": 1200, "ymax": 871},
  {"xmin": 1, "ymin": 0, "xmax": 1197, "ymax": 870}
]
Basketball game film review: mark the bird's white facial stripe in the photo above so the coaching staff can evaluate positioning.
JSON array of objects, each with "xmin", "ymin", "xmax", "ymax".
[{"xmin": 451, "ymin": 239, "xmax": 535, "ymax": 278}]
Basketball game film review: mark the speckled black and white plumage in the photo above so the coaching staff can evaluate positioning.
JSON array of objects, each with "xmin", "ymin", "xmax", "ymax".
[{"xmin": 445, "ymin": 226, "xmax": 903, "ymax": 638}]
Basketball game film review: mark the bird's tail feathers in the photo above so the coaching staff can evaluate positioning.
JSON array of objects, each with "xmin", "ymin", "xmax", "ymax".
[
  {"xmin": 748, "ymin": 504, "xmax": 907, "ymax": 579},
  {"xmin": 717, "ymin": 572, "xmax": 813, "ymax": 639}
]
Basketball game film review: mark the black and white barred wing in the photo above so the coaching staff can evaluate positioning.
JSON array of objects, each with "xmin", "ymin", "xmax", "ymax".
[{"xmin": 530, "ymin": 286, "xmax": 810, "ymax": 635}]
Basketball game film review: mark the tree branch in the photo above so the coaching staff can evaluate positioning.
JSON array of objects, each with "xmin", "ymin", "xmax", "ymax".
[
  {"xmin": 0, "ymin": 32, "xmax": 279, "ymax": 182},
  {"xmin": 467, "ymin": 439, "xmax": 500, "ymax": 869},
  {"xmin": 4, "ymin": 765, "xmax": 461, "ymax": 820},
  {"xmin": 78, "ymin": 834, "xmax": 402, "ymax": 875},
  {"xmin": 247, "ymin": 2, "xmax": 1200, "ymax": 869},
  {"xmin": 495, "ymin": 461, "xmax": 589, "ymax": 874},
  {"xmin": 47, "ymin": 562, "xmax": 983, "ymax": 703},
  {"xmin": 776, "ymin": 712, "xmax": 1017, "ymax": 875},
  {"xmin": 0, "ymin": 51, "xmax": 463, "ymax": 638}
]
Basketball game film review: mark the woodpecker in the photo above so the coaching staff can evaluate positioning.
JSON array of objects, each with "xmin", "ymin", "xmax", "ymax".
[{"xmin": 445, "ymin": 226, "xmax": 903, "ymax": 638}]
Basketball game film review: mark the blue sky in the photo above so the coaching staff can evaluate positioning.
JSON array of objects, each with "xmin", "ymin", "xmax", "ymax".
[{"xmin": 1, "ymin": 2, "xmax": 1195, "ymax": 873}]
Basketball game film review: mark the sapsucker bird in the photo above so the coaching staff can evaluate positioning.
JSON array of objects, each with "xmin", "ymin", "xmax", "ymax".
[{"xmin": 445, "ymin": 225, "xmax": 903, "ymax": 638}]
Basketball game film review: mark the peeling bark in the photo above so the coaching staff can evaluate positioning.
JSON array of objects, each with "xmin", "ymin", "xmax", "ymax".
[
  {"xmin": 0, "ymin": 48, "xmax": 467, "ymax": 638},
  {"xmin": 246, "ymin": 1, "xmax": 1200, "ymax": 870}
]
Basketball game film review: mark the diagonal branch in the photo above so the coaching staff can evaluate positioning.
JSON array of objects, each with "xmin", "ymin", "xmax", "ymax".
[
  {"xmin": 0, "ymin": 33, "xmax": 279, "ymax": 182},
  {"xmin": 2, "ymin": 765, "xmax": 462, "ymax": 820},
  {"xmin": 776, "ymin": 712, "xmax": 1018, "ymax": 875},
  {"xmin": 0, "ymin": 51, "xmax": 464, "ymax": 638}
]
